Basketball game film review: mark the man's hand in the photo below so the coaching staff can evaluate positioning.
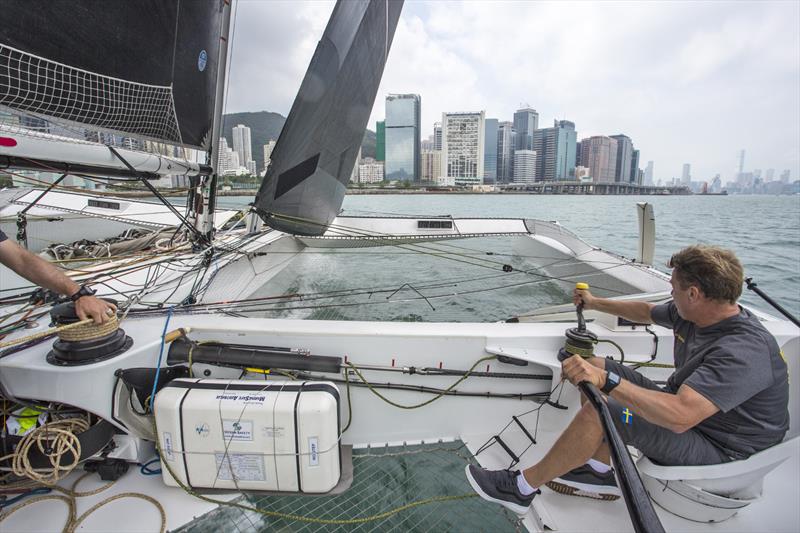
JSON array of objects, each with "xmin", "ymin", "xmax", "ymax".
[
  {"xmin": 562, "ymin": 354, "xmax": 606, "ymax": 389},
  {"xmin": 75, "ymin": 296, "xmax": 117, "ymax": 325},
  {"xmin": 573, "ymin": 287, "xmax": 596, "ymax": 310}
]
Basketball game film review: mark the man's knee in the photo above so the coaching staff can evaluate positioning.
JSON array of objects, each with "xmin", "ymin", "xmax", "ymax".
[{"xmin": 575, "ymin": 400, "xmax": 601, "ymax": 425}]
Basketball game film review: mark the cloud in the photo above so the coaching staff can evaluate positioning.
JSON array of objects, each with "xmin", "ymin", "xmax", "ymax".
[{"xmin": 227, "ymin": 0, "xmax": 799, "ymax": 182}]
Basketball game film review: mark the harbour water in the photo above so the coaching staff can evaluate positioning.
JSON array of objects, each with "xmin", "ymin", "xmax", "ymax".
[{"xmin": 211, "ymin": 194, "xmax": 800, "ymax": 322}]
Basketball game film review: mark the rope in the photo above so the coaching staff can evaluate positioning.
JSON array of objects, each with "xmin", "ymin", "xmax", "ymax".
[
  {"xmin": 58, "ymin": 314, "xmax": 119, "ymax": 342},
  {"xmin": 0, "ymin": 418, "xmax": 88, "ymax": 485},
  {"xmin": 344, "ymin": 356, "xmax": 497, "ymax": 410},
  {"xmin": 0, "ymin": 319, "xmax": 92, "ymax": 349}
]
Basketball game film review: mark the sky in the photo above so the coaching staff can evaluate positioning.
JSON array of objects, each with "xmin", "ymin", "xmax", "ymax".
[{"xmin": 225, "ymin": 0, "xmax": 800, "ymax": 184}]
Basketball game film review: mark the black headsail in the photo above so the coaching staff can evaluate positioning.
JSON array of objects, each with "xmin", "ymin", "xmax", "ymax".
[
  {"xmin": 0, "ymin": 0, "xmax": 225, "ymax": 150},
  {"xmin": 254, "ymin": 0, "xmax": 403, "ymax": 236}
]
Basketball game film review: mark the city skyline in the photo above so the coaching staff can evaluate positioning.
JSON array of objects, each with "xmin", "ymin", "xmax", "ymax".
[{"xmin": 225, "ymin": 0, "xmax": 799, "ymax": 184}]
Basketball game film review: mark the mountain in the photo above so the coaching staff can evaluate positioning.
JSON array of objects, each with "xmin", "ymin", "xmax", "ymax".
[{"xmin": 222, "ymin": 111, "xmax": 376, "ymax": 175}]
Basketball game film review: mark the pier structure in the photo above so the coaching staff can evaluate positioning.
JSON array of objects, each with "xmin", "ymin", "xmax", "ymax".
[{"xmin": 497, "ymin": 181, "xmax": 691, "ymax": 195}]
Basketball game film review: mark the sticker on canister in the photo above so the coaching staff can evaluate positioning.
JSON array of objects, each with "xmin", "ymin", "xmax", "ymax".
[
  {"xmin": 223, "ymin": 419, "xmax": 253, "ymax": 442},
  {"xmin": 163, "ymin": 432, "xmax": 174, "ymax": 461},
  {"xmin": 308, "ymin": 437, "xmax": 319, "ymax": 466}
]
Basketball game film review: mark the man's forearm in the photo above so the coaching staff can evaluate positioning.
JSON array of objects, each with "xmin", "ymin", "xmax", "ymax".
[
  {"xmin": 591, "ymin": 298, "xmax": 654, "ymax": 324},
  {"xmin": 5, "ymin": 245, "xmax": 80, "ymax": 297},
  {"xmin": 609, "ymin": 380, "xmax": 687, "ymax": 433}
]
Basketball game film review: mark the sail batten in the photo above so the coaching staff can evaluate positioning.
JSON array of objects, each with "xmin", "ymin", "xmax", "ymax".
[{"xmin": 254, "ymin": 0, "xmax": 404, "ymax": 236}]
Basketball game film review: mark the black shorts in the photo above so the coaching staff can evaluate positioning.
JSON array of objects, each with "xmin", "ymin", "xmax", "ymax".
[{"xmin": 603, "ymin": 359, "xmax": 730, "ymax": 466}]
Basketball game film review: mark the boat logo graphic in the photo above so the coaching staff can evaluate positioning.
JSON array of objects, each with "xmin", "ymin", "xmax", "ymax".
[
  {"xmin": 195, "ymin": 423, "xmax": 211, "ymax": 437},
  {"xmin": 198, "ymin": 50, "xmax": 208, "ymax": 72}
]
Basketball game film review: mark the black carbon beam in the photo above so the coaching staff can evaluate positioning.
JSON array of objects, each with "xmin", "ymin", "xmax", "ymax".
[{"xmin": 580, "ymin": 382, "xmax": 665, "ymax": 533}]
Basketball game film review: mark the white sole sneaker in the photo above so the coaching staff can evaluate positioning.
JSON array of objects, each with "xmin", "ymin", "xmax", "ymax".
[
  {"xmin": 546, "ymin": 478, "xmax": 622, "ymax": 501},
  {"xmin": 464, "ymin": 465, "xmax": 531, "ymax": 515}
]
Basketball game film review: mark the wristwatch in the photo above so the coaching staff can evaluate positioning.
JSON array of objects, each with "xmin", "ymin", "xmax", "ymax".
[
  {"xmin": 70, "ymin": 284, "xmax": 96, "ymax": 302},
  {"xmin": 601, "ymin": 370, "xmax": 621, "ymax": 394}
]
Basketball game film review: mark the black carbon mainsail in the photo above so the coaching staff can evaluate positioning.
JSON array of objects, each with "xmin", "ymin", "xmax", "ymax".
[
  {"xmin": 0, "ymin": 0, "xmax": 226, "ymax": 150},
  {"xmin": 254, "ymin": 0, "xmax": 403, "ymax": 236}
]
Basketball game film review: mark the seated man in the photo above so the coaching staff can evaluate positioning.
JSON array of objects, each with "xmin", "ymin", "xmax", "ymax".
[
  {"xmin": 466, "ymin": 245, "xmax": 789, "ymax": 515},
  {"xmin": 0, "ymin": 228, "xmax": 115, "ymax": 324}
]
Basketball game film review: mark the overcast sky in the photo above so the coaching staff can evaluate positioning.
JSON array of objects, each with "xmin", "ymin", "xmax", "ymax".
[{"xmin": 225, "ymin": 0, "xmax": 800, "ymax": 183}]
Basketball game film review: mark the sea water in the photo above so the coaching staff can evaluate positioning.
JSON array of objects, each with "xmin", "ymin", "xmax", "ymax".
[{"xmin": 212, "ymin": 194, "xmax": 800, "ymax": 322}]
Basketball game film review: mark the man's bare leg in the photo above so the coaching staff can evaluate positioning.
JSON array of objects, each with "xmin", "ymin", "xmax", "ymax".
[{"xmin": 521, "ymin": 400, "xmax": 605, "ymax": 488}]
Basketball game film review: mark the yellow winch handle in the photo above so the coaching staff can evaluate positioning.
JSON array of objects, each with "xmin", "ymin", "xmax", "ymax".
[{"xmin": 575, "ymin": 282, "xmax": 589, "ymax": 290}]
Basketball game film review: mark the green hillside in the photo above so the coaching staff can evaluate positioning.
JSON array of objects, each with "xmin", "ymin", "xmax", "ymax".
[{"xmin": 222, "ymin": 111, "xmax": 376, "ymax": 175}]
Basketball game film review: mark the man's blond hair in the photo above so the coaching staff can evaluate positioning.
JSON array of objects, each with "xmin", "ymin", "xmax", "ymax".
[{"xmin": 668, "ymin": 245, "xmax": 743, "ymax": 304}]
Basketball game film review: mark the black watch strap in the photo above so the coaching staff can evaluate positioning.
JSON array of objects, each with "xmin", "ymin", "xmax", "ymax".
[
  {"xmin": 70, "ymin": 284, "xmax": 96, "ymax": 302},
  {"xmin": 601, "ymin": 370, "xmax": 621, "ymax": 394}
]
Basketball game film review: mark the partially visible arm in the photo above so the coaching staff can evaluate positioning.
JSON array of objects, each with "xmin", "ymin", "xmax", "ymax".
[
  {"xmin": 562, "ymin": 354, "xmax": 719, "ymax": 433},
  {"xmin": 0, "ymin": 239, "xmax": 116, "ymax": 324},
  {"xmin": 610, "ymin": 381, "xmax": 719, "ymax": 433},
  {"xmin": 574, "ymin": 288, "xmax": 655, "ymax": 325},
  {"xmin": 0, "ymin": 239, "xmax": 79, "ymax": 296}
]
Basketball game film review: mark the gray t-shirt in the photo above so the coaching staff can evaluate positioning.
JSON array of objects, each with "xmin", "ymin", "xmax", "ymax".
[{"xmin": 651, "ymin": 301, "xmax": 789, "ymax": 459}]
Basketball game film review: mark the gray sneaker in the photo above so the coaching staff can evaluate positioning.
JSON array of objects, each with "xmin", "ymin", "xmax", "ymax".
[
  {"xmin": 465, "ymin": 464, "xmax": 538, "ymax": 515},
  {"xmin": 546, "ymin": 464, "xmax": 621, "ymax": 501}
]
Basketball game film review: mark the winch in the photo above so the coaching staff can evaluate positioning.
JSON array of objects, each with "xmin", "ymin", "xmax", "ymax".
[{"xmin": 47, "ymin": 300, "xmax": 132, "ymax": 366}]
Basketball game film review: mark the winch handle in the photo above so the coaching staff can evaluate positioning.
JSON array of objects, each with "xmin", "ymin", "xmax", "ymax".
[{"xmin": 575, "ymin": 282, "xmax": 589, "ymax": 332}]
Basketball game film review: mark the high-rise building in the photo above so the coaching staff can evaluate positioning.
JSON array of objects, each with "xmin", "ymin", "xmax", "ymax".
[
  {"xmin": 533, "ymin": 120, "xmax": 577, "ymax": 181},
  {"xmin": 263, "ymin": 140, "xmax": 277, "ymax": 173},
  {"xmin": 513, "ymin": 107, "xmax": 538, "ymax": 151},
  {"xmin": 421, "ymin": 136, "xmax": 434, "ymax": 152},
  {"xmin": 644, "ymin": 161, "xmax": 654, "ymax": 185},
  {"xmin": 232, "ymin": 124, "xmax": 252, "ymax": 170},
  {"xmin": 358, "ymin": 158, "xmax": 384, "ymax": 183},
  {"xmin": 737, "ymin": 149, "xmax": 745, "ymax": 174},
  {"xmin": 483, "ymin": 118, "xmax": 498, "ymax": 184},
  {"xmin": 780, "ymin": 169, "xmax": 791, "ymax": 183},
  {"xmin": 385, "ymin": 94, "xmax": 421, "ymax": 182},
  {"xmin": 496, "ymin": 121, "xmax": 515, "ymax": 183},
  {"xmin": 218, "ymin": 137, "xmax": 240, "ymax": 175},
  {"xmin": 630, "ymin": 150, "xmax": 641, "ymax": 185},
  {"xmin": 376, "ymin": 121, "xmax": 385, "ymax": 161},
  {"xmin": 421, "ymin": 150, "xmax": 442, "ymax": 182},
  {"xmin": 442, "ymin": 111, "xmax": 485, "ymax": 186},
  {"xmin": 433, "ymin": 122, "xmax": 442, "ymax": 151},
  {"xmin": 610, "ymin": 134, "xmax": 633, "ymax": 183},
  {"xmin": 350, "ymin": 147, "xmax": 362, "ymax": 183},
  {"xmin": 765, "ymin": 168, "xmax": 775, "ymax": 182},
  {"xmin": 579, "ymin": 136, "xmax": 618, "ymax": 183},
  {"xmin": 513, "ymin": 150, "xmax": 536, "ymax": 184},
  {"xmin": 681, "ymin": 163, "xmax": 691, "ymax": 184}
]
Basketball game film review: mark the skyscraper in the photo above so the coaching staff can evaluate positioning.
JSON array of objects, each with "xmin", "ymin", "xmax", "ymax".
[
  {"xmin": 421, "ymin": 150, "xmax": 442, "ymax": 182},
  {"xmin": 442, "ymin": 111, "xmax": 485, "ymax": 186},
  {"xmin": 376, "ymin": 121, "xmax": 385, "ymax": 161},
  {"xmin": 513, "ymin": 107, "xmax": 538, "ymax": 151},
  {"xmin": 579, "ymin": 136, "xmax": 618, "ymax": 183},
  {"xmin": 610, "ymin": 134, "xmax": 633, "ymax": 183},
  {"xmin": 681, "ymin": 163, "xmax": 691, "ymax": 184},
  {"xmin": 533, "ymin": 120, "xmax": 577, "ymax": 181},
  {"xmin": 644, "ymin": 161, "xmax": 654, "ymax": 185},
  {"xmin": 433, "ymin": 122, "xmax": 442, "ymax": 151},
  {"xmin": 496, "ymin": 121, "xmax": 515, "ymax": 183},
  {"xmin": 513, "ymin": 150, "xmax": 536, "ymax": 184},
  {"xmin": 631, "ymin": 150, "xmax": 641, "ymax": 185},
  {"xmin": 483, "ymin": 118, "xmax": 498, "ymax": 183},
  {"xmin": 263, "ymin": 140, "xmax": 277, "ymax": 172},
  {"xmin": 232, "ymin": 124, "xmax": 253, "ymax": 172},
  {"xmin": 384, "ymin": 94, "xmax": 421, "ymax": 182}
]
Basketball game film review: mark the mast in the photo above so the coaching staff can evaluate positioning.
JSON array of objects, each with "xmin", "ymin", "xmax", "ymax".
[{"xmin": 194, "ymin": 0, "xmax": 233, "ymax": 243}]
